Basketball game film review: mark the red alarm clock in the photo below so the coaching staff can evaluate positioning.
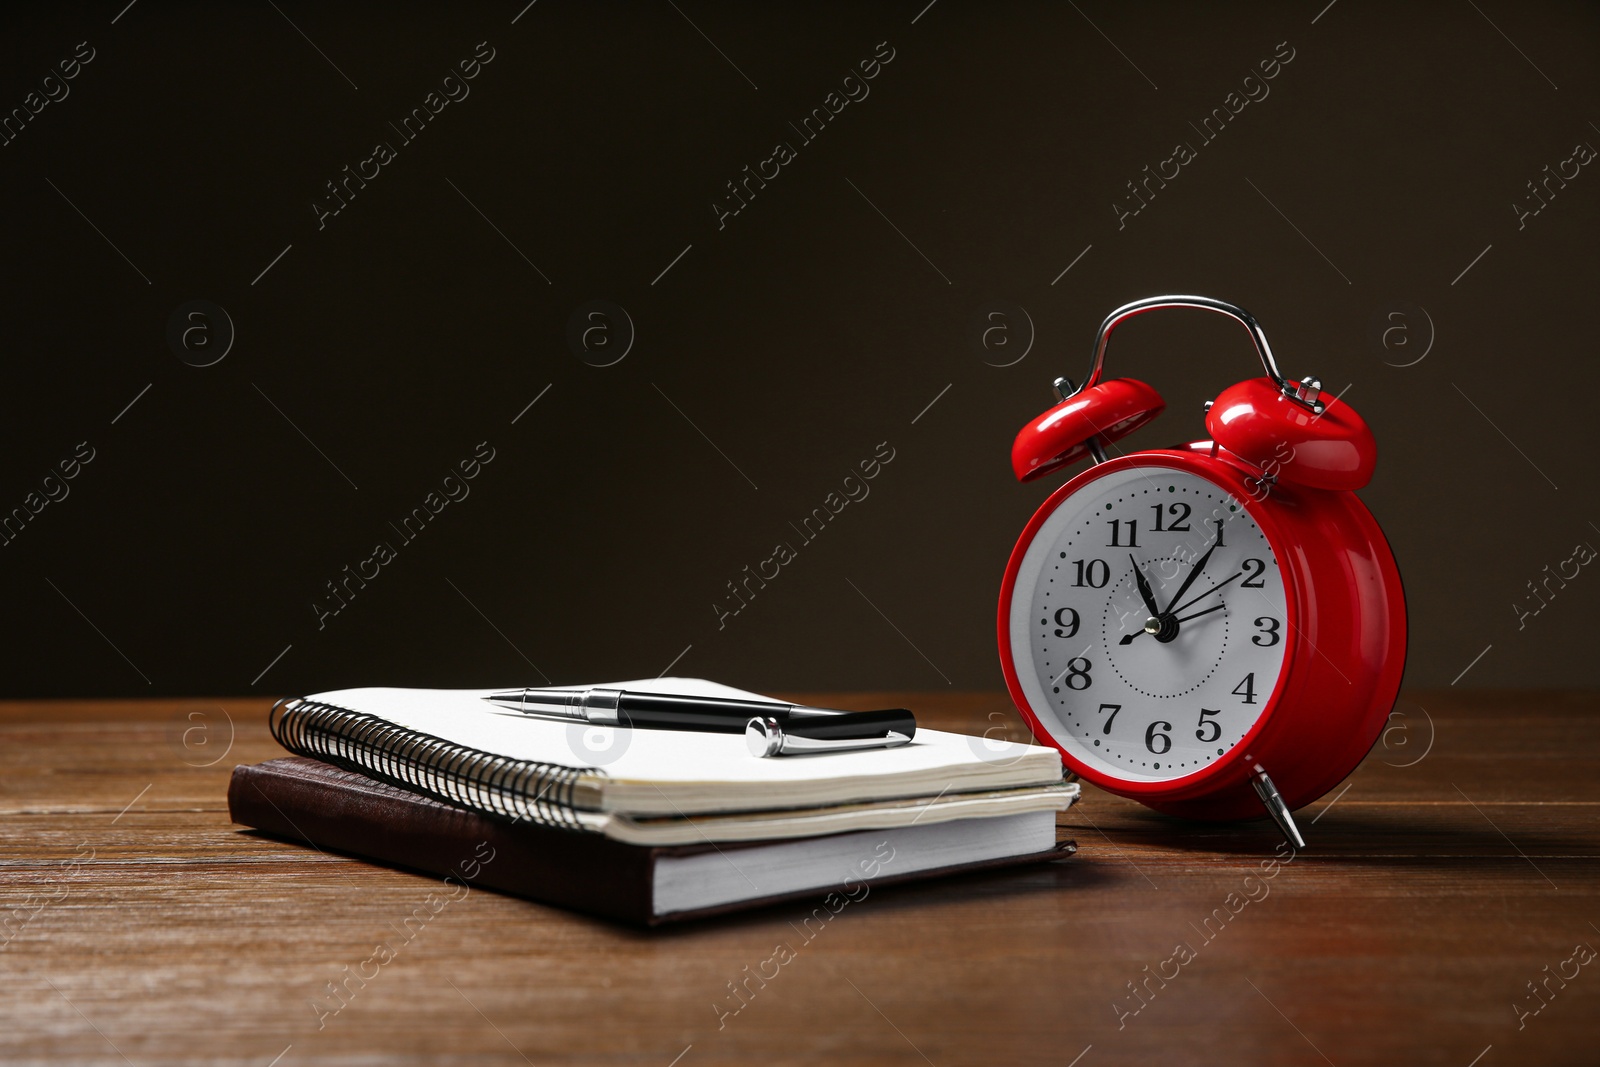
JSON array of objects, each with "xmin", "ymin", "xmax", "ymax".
[{"xmin": 997, "ymin": 295, "xmax": 1406, "ymax": 847}]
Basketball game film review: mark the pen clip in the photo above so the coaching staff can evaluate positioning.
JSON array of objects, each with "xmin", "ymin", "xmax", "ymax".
[{"xmin": 745, "ymin": 716, "xmax": 912, "ymax": 758}]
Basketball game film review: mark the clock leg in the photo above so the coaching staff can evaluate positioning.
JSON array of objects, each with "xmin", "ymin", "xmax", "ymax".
[{"xmin": 1249, "ymin": 764, "xmax": 1306, "ymax": 850}]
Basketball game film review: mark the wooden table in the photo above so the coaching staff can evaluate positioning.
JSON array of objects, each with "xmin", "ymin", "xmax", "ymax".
[{"xmin": 1, "ymin": 692, "xmax": 1595, "ymax": 1066}]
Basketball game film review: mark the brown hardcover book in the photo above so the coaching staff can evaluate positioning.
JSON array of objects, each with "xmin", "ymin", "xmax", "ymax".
[{"xmin": 229, "ymin": 757, "xmax": 1075, "ymax": 927}]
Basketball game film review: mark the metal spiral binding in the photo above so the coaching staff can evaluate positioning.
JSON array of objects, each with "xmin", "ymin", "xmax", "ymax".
[{"xmin": 269, "ymin": 697, "xmax": 597, "ymax": 831}]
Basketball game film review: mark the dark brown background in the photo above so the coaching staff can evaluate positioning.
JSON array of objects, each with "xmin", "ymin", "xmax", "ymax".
[{"xmin": 2, "ymin": 0, "xmax": 1595, "ymax": 698}]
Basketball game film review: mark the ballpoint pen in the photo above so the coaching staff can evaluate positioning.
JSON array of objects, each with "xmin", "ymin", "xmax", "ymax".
[{"xmin": 482, "ymin": 687, "xmax": 916, "ymax": 757}]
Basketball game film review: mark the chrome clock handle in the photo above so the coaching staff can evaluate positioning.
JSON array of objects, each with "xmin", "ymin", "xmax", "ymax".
[{"xmin": 1072, "ymin": 294, "xmax": 1324, "ymax": 414}]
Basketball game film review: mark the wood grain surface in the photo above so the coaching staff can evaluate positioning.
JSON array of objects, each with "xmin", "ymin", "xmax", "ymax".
[{"xmin": 1, "ymin": 691, "xmax": 1595, "ymax": 1066}]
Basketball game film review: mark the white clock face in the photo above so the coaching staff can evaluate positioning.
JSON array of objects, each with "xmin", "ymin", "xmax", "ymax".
[{"xmin": 1009, "ymin": 464, "xmax": 1289, "ymax": 782}]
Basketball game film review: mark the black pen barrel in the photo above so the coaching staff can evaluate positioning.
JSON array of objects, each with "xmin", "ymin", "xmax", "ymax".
[
  {"xmin": 782, "ymin": 707, "xmax": 916, "ymax": 741},
  {"xmin": 615, "ymin": 692, "xmax": 789, "ymax": 733},
  {"xmin": 612, "ymin": 692, "xmax": 915, "ymax": 739}
]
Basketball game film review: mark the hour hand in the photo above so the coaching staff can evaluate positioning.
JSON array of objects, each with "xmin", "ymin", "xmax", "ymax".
[{"xmin": 1130, "ymin": 554, "xmax": 1160, "ymax": 616}]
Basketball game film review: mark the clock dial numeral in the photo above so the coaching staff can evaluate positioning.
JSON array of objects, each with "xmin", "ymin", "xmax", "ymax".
[
  {"xmin": 1064, "ymin": 657, "xmax": 1093, "ymax": 690},
  {"xmin": 1252, "ymin": 616, "xmax": 1281, "ymax": 646},
  {"xmin": 1106, "ymin": 519, "xmax": 1138, "ymax": 548},
  {"xmin": 1150, "ymin": 501, "xmax": 1192, "ymax": 532},
  {"xmin": 1205, "ymin": 516, "xmax": 1227, "ymax": 547},
  {"xmin": 1232, "ymin": 672, "xmax": 1257, "ymax": 705},
  {"xmin": 1072, "ymin": 559, "xmax": 1110, "ymax": 588},
  {"xmin": 1097, "ymin": 703, "xmax": 1121, "ymax": 734},
  {"xmin": 1144, "ymin": 720, "xmax": 1173, "ymax": 754},
  {"xmin": 1195, "ymin": 708, "xmax": 1221, "ymax": 743},
  {"xmin": 1241, "ymin": 558, "xmax": 1267, "ymax": 588},
  {"xmin": 1053, "ymin": 607, "xmax": 1081, "ymax": 638}
]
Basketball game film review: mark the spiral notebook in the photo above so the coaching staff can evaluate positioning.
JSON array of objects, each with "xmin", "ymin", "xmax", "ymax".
[
  {"xmin": 268, "ymin": 678, "xmax": 1074, "ymax": 846},
  {"xmin": 230, "ymin": 757, "xmax": 1076, "ymax": 925}
]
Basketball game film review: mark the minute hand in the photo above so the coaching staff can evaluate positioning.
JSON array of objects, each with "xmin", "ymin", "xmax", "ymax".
[
  {"xmin": 1166, "ymin": 571, "xmax": 1243, "ymax": 618},
  {"xmin": 1160, "ymin": 542, "xmax": 1219, "ymax": 615}
]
